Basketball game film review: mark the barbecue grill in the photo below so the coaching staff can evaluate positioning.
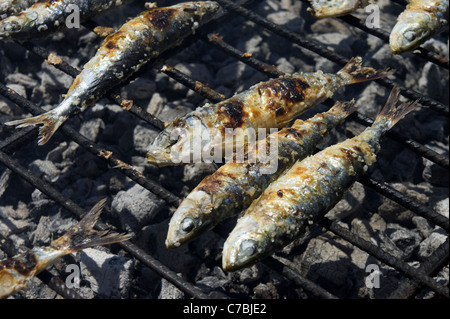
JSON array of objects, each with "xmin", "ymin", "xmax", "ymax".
[{"xmin": 0, "ymin": 0, "xmax": 448, "ymax": 300}]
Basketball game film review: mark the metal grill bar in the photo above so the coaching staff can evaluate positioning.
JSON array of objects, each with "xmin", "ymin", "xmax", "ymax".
[
  {"xmin": 0, "ymin": 83, "xmax": 181, "ymax": 206},
  {"xmin": 388, "ymin": 238, "xmax": 449, "ymax": 299},
  {"xmin": 216, "ymin": 0, "xmax": 449, "ymax": 117},
  {"xmin": 359, "ymin": 175, "xmax": 449, "ymax": 231},
  {"xmin": 320, "ymin": 218, "xmax": 449, "ymax": 298},
  {"xmin": 0, "ymin": 149, "xmax": 210, "ymax": 299}
]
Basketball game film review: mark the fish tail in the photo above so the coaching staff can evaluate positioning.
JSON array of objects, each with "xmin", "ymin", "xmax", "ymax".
[
  {"xmin": 338, "ymin": 57, "xmax": 395, "ymax": 84},
  {"xmin": 373, "ymin": 87, "xmax": 419, "ymax": 130},
  {"xmin": 328, "ymin": 99, "xmax": 358, "ymax": 116},
  {"xmin": 5, "ymin": 110, "xmax": 66, "ymax": 145},
  {"xmin": 50, "ymin": 198, "xmax": 131, "ymax": 254}
]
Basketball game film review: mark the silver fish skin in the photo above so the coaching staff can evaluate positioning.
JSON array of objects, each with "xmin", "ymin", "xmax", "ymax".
[
  {"xmin": 0, "ymin": 0, "xmax": 133, "ymax": 40},
  {"xmin": 0, "ymin": 198, "xmax": 130, "ymax": 299},
  {"xmin": 222, "ymin": 87, "xmax": 418, "ymax": 272},
  {"xmin": 6, "ymin": 1, "xmax": 220, "ymax": 145},
  {"xmin": 147, "ymin": 57, "xmax": 393, "ymax": 166},
  {"xmin": 390, "ymin": 0, "xmax": 449, "ymax": 54},
  {"xmin": 165, "ymin": 100, "xmax": 358, "ymax": 249},
  {"xmin": 0, "ymin": 0, "xmax": 38, "ymax": 16},
  {"xmin": 307, "ymin": 0, "xmax": 373, "ymax": 18}
]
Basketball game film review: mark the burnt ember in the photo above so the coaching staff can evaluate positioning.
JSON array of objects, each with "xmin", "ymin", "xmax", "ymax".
[{"xmin": 0, "ymin": 0, "xmax": 448, "ymax": 299}]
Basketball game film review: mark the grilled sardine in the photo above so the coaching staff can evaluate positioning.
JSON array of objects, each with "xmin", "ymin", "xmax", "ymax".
[{"xmin": 0, "ymin": 198, "xmax": 130, "ymax": 298}]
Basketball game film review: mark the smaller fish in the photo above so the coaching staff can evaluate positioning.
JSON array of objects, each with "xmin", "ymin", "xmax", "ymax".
[
  {"xmin": 0, "ymin": 198, "xmax": 130, "ymax": 299},
  {"xmin": 390, "ymin": 0, "xmax": 449, "ymax": 54},
  {"xmin": 166, "ymin": 99, "xmax": 358, "ymax": 249},
  {"xmin": 5, "ymin": 1, "xmax": 220, "ymax": 145},
  {"xmin": 0, "ymin": 0, "xmax": 38, "ymax": 16},
  {"xmin": 0, "ymin": 0, "xmax": 132, "ymax": 41},
  {"xmin": 307, "ymin": 0, "xmax": 373, "ymax": 18},
  {"xmin": 222, "ymin": 87, "xmax": 418, "ymax": 271}
]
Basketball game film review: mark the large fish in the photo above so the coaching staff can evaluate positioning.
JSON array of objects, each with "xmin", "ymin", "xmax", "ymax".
[
  {"xmin": 166, "ymin": 99, "xmax": 358, "ymax": 249},
  {"xmin": 307, "ymin": 0, "xmax": 373, "ymax": 18},
  {"xmin": 222, "ymin": 87, "xmax": 418, "ymax": 271},
  {"xmin": 6, "ymin": 1, "xmax": 220, "ymax": 145},
  {"xmin": 0, "ymin": 0, "xmax": 133, "ymax": 40},
  {"xmin": 0, "ymin": 198, "xmax": 130, "ymax": 298},
  {"xmin": 146, "ymin": 57, "xmax": 393, "ymax": 166},
  {"xmin": 390, "ymin": 0, "xmax": 449, "ymax": 54}
]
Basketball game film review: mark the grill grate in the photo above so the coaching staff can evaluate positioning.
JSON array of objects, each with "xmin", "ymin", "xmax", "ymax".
[{"xmin": 0, "ymin": 0, "xmax": 448, "ymax": 299}]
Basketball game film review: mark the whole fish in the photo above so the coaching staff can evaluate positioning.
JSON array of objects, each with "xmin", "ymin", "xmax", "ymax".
[
  {"xmin": 147, "ymin": 57, "xmax": 393, "ymax": 166},
  {"xmin": 307, "ymin": 0, "xmax": 373, "ymax": 18},
  {"xmin": 390, "ymin": 0, "xmax": 449, "ymax": 54},
  {"xmin": 222, "ymin": 87, "xmax": 418, "ymax": 271},
  {"xmin": 166, "ymin": 99, "xmax": 358, "ymax": 249},
  {"xmin": 0, "ymin": 198, "xmax": 130, "ymax": 298},
  {"xmin": 6, "ymin": 1, "xmax": 220, "ymax": 145},
  {"xmin": 0, "ymin": 0, "xmax": 38, "ymax": 16},
  {"xmin": 0, "ymin": 0, "xmax": 133, "ymax": 40}
]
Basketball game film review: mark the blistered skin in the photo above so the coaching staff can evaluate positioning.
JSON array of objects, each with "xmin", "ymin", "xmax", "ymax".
[
  {"xmin": 166, "ymin": 100, "xmax": 357, "ymax": 249},
  {"xmin": 308, "ymin": 0, "xmax": 372, "ymax": 18},
  {"xmin": 0, "ymin": 0, "xmax": 133, "ymax": 40},
  {"xmin": 0, "ymin": 199, "xmax": 129, "ymax": 299},
  {"xmin": 6, "ymin": 1, "xmax": 220, "ymax": 145},
  {"xmin": 0, "ymin": 0, "xmax": 38, "ymax": 16},
  {"xmin": 390, "ymin": 0, "xmax": 449, "ymax": 54},
  {"xmin": 222, "ymin": 88, "xmax": 418, "ymax": 271},
  {"xmin": 147, "ymin": 57, "xmax": 392, "ymax": 166}
]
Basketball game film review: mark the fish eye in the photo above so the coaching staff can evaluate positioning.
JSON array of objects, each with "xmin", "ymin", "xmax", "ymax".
[
  {"xmin": 240, "ymin": 239, "xmax": 257, "ymax": 257},
  {"xmin": 180, "ymin": 217, "xmax": 195, "ymax": 234},
  {"xmin": 403, "ymin": 30, "xmax": 416, "ymax": 42}
]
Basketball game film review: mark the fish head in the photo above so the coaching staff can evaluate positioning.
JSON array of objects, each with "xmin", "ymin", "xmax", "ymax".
[
  {"xmin": 389, "ymin": 11, "xmax": 433, "ymax": 54},
  {"xmin": 146, "ymin": 115, "xmax": 216, "ymax": 166},
  {"xmin": 166, "ymin": 191, "xmax": 214, "ymax": 248},
  {"xmin": 308, "ymin": 0, "xmax": 362, "ymax": 18},
  {"xmin": 222, "ymin": 214, "xmax": 274, "ymax": 272}
]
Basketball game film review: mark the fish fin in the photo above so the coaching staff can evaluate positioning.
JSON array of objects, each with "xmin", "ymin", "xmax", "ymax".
[
  {"xmin": 329, "ymin": 99, "xmax": 357, "ymax": 116},
  {"xmin": 5, "ymin": 110, "xmax": 66, "ymax": 145},
  {"xmin": 50, "ymin": 198, "xmax": 131, "ymax": 254},
  {"xmin": 374, "ymin": 87, "xmax": 419, "ymax": 129},
  {"xmin": 338, "ymin": 57, "xmax": 395, "ymax": 84}
]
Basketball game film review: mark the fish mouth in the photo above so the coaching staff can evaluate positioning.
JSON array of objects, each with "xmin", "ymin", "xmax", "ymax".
[
  {"xmin": 222, "ymin": 216, "xmax": 267, "ymax": 271},
  {"xmin": 145, "ymin": 150, "xmax": 179, "ymax": 166}
]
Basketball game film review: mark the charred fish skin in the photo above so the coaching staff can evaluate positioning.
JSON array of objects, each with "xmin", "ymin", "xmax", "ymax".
[
  {"xmin": 222, "ymin": 87, "xmax": 418, "ymax": 272},
  {"xmin": 0, "ymin": 0, "xmax": 38, "ymax": 16},
  {"xmin": 308, "ymin": 0, "xmax": 373, "ymax": 18},
  {"xmin": 147, "ymin": 57, "xmax": 393, "ymax": 166},
  {"xmin": 390, "ymin": 0, "xmax": 449, "ymax": 54},
  {"xmin": 0, "ymin": 0, "xmax": 133, "ymax": 41},
  {"xmin": 165, "ymin": 100, "xmax": 358, "ymax": 249},
  {"xmin": 0, "ymin": 198, "xmax": 130, "ymax": 299},
  {"xmin": 5, "ymin": 1, "xmax": 220, "ymax": 145}
]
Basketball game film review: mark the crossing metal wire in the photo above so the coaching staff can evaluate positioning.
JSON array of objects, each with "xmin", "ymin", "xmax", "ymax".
[{"xmin": 0, "ymin": 0, "xmax": 448, "ymax": 299}]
